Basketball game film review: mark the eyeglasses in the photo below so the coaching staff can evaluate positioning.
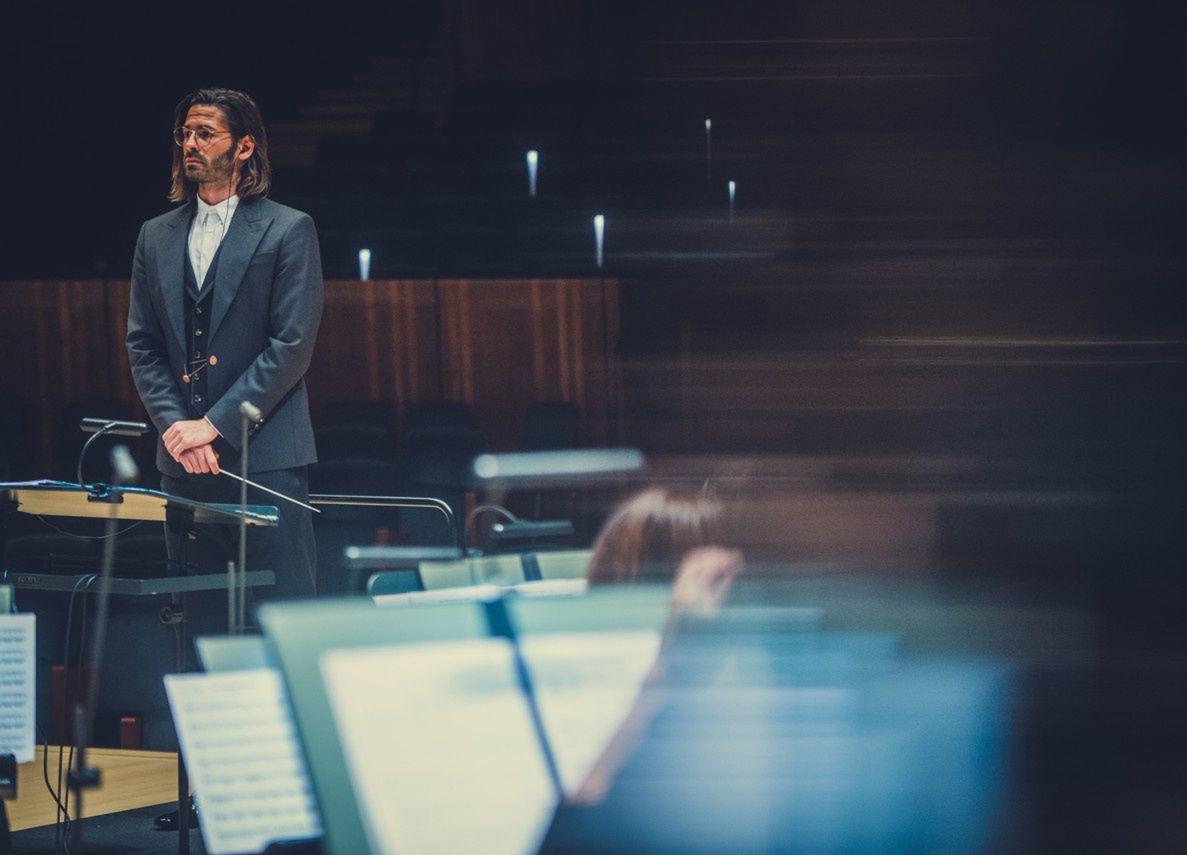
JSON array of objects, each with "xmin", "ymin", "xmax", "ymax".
[{"xmin": 173, "ymin": 126, "xmax": 232, "ymax": 148}]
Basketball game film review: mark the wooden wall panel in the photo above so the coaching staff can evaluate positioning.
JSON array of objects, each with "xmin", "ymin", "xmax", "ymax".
[
  {"xmin": 1, "ymin": 278, "xmax": 621, "ymax": 472},
  {"xmin": 437, "ymin": 278, "xmax": 619, "ymax": 448},
  {"xmin": 0, "ymin": 281, "xmax": 136, "ymax": 470},
  {"xmin": 105, "ymin": 279, "xmax": 140, "ymax": 418},
  {"xmin": 306, "ymin": 280, "xmax": 442, "ymax": 420}
]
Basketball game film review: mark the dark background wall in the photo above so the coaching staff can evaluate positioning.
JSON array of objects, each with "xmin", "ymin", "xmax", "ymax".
[
  {"xmin": 3, "ymin": 1, "xmax": 1185, "ymax": 277},
  {"xmin": 3, "ymin": 5, "xmax": 433, "ymax": 277}
]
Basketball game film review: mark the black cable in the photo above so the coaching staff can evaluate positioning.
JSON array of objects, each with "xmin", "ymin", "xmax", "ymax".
[
  {"xmin": 58, "ymin": 576, "xmax": 89, "ymax": 833},
  {"xmin": 45, "ymin": 574, "xmax": 92, "ymax": 850},
  {"xmin": 69, "ymin": 506, "xmax": 121, "ymax": 855},
  {"xmin": 60, "ymin": 574, "xmax": 96, "ymax": 855},
  {"xmin": 34, "ymin": 515, "xmax": 145, "ymax": 541},
  {"xmin": 61, "ymin": 576, "xmax": 93, "ymax": 850},
  {"xmin": 37, "ymin": 725, "xmax": 74, "ymax": 855},
  {"xmin": 68, "ymin": 575, "xmax": 97, "ymax": 854},
  {"xmin": 38, "ymin": 726, "xmax": 70, "ymax": 823}
]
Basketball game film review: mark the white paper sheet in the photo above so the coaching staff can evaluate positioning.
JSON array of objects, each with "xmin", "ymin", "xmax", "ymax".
[
  {"xmin": 372, "ymin": 578, "xmax": 587, "ymax": 607},
  {"xmin": 164, "ymin": 669, "xmax": 321, "ymax": 855},
  {"xmin": 321, "ymin": 639, "xmax": 558, "ymax": 855},
  {"xmin": 0, "ymin": 613, "xmax": 35, "ymax": 762},
  {"xmin": 519, "ymin": 630, "xmax": 662, "ymax": 793}
]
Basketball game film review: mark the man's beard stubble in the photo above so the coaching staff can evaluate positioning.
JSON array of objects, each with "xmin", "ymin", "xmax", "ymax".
[{"xmin": 183, "ymin": 148, "xmax": 236, "ymax": 188}]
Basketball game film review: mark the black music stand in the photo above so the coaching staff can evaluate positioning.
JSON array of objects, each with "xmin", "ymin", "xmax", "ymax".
[{"xmin": 0, "ymin": 480, "xmax": 278, "ymax": 855}]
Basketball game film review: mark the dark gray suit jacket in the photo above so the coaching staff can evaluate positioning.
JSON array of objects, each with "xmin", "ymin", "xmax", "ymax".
[{"xmin": 126, "ymin": 197, "xmax": 324, "ymax": 477}]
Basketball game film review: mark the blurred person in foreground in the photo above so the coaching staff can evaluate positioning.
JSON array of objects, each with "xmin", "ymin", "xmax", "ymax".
[
  {"xmin": 586, "ymin": 485, "xmax": 732, "ymax": 588},
  {"xmin": 553, "ymin": 487, "xmax": 1009, "ymax": 853},
  {"xmin": 575, "ymin": 487, "xmax": 745, "ymax": 804}
]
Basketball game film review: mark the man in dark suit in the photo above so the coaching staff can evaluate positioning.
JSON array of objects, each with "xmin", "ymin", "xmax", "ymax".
[{"xmin": 127, "ymin": 87, "xmax": 323, "ymax": 603}]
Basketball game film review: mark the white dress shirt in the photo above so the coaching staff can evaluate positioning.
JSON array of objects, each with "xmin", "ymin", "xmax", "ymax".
[{"xmin": 188, "ymin": 194, "xmax": 239, "ymax": 288}]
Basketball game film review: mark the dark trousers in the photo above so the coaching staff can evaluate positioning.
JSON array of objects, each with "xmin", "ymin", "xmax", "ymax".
[{"xmin": 161, "ymin": 467, "xmax": 317, "ymax": 633}]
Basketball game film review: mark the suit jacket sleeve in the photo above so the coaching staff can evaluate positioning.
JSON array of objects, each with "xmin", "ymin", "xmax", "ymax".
[
  {"xmin": 204, "ymin": 213, "xmax": 324, "ymax": 448},
  {"xmin": 126, "ymin": 223, "xmax": 189, "ymax": 434}
]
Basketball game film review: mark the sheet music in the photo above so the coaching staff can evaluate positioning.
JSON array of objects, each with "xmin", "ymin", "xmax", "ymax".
[
  {"xmin": 372, "ymin": 584, "xmax": 504, "ymax": 607},
  {"xmin": 0, "ymin": 479, "xmax": 75, "ymax": 487},
  {"xmin": 321, "ymin": 639, "xmax": 557, "ymax": 855},
  {"xmin": 519, "ymin": 630, "xmax": 662, "ymax": 794},
  {"xmin": 0, "ymin": 614, "xmax": 35, "ymax": 762},
  {"xmin": 164, "ymin": 669, "xmax": 322, "ymax": 855},
  {"xmin": 514, "ymin": 578, "xmax": 588, "ymax": 598},
  {"xmin": 195, "ymin": 635, "xmax": 271, "ymax": 673},
  {"xmin": 372, "ymin": 578, "xmax": 587, "ymax": 607}
]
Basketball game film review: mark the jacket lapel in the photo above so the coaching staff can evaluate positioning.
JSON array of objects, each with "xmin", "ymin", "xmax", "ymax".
[
  {"xmin": 159, "ymin": 202, "xmax": 193, "ymax": 352},
  {"xmin": 209, "ymin": 198, "xmax": 272, "ymax": 341}
]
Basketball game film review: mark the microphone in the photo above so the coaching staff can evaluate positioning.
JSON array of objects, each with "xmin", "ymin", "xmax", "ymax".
[
  {"xmin": 77, "ymin": 419, "xmax": 148, "ymax": 484},
  {"xmin": 80, "ymin": 418, "xmax": 149, "ymax": 437},
  {"xmin": 109, "ymin": 445, "xmax": 139, "ymax": 486},
  {"xmin": 239, "ymin": 401, "xmax": 263, "ymax": 425},
  {"xmin": 232, "ymin": 400, "xmax": 262, "ymax": 635}
]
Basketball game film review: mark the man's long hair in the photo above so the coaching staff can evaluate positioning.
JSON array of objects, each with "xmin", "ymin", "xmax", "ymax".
[{"xmin": 168, "ymin": 87, "xmax": 271, "ymax": 204}]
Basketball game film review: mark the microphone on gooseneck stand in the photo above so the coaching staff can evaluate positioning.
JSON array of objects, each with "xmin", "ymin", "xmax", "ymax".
[
  {"xmin": 77, "ymin": 418, "xmax": 149, "ymax": 485},
  {"xmin": 219, "ymin": 401, "xmax": 317, "ymax": 512},
  {"xmin": 216, "ymin": 402, "xmax": 319, "ymax": 625},
  {"xmin": 80, "ymin": 418, "xmax": 150, "ymax": 437},
  {"xmin": 239, "ymin": 401, "xmax": 263, "ymax": 426}
]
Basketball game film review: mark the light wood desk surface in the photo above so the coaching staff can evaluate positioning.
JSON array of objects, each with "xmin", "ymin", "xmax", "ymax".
[{"xmin": 7, "ymin": 746, "xmax": 182, "ymax": 832}]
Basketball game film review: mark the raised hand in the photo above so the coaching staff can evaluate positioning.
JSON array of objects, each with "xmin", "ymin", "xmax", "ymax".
[{"xmin": 670, "ymin": 546, "xmax": 743, "ymax": 616}]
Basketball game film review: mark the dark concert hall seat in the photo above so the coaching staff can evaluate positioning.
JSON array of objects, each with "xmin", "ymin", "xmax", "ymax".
[
  {"xmin": 308, "ymin": 459, "xmax": 404, "ymax": 594},
  {"xmin": 314, "ymin": 425, "xmax": 397, "ymax": 463},
  {"xmin": 0, "ymin": 400, "xmax": 32, "ymax": 481},
  {"xmin": 308, "ymin": 456, "xmax": 459, "ymax": 591},
  {"xmin": 320, "ymin": 399, "xmax": 396, "ymax": 432},
  {"xmin": 519, "ymin": 401, "xmax": 583, "ymax": 451},
  {"xmin": 397, "ymin": 401, "xmax": 485, "ymax": 536},
  {"xmin": 309, "ymin": 458, "xmax": 402, "ymax": 499},
  {"xmin": 402, "ymin": 400, "xmax": 479, "ymax": 435}
]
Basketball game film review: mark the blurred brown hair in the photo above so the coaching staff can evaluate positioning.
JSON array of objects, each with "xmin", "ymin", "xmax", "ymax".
[{"xmin": 586, "ymin": 486, "xmax": 724, "ymax": 585}]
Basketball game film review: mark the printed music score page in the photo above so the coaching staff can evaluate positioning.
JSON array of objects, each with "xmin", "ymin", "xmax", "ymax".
[
  {"xmin": 519, "ymin": 630, "xmax": 661, "ymax": 793},
  {"xmin": 0, "ymin": 613, "xmax": 35, "ymax": 762},
  {"xmin": 320, "ymin": 630, "xmax": 661, "ymax": 855},
  {"xmin": 320, "ymin": 638, "xmax": 557, "ymax": 855},
  {"xmin": 164, "ymin": 669, "xmax": 322, "ymax": 855}
]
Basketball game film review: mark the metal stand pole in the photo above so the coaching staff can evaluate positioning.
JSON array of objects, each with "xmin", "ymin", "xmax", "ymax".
[{"xmin": 169, "ymin": 505, "xmax": 196, "ymax": 855}]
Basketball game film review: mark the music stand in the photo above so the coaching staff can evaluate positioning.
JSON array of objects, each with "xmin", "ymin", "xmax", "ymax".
[{"xmin": 0, "ymin": 480, "xmax": 278, "ymax": 855}]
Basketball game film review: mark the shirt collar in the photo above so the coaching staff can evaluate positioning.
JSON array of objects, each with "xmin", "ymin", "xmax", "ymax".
[{"xmin": 196, "ymin": 193, "xmax": 239, "ymax": 224}]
